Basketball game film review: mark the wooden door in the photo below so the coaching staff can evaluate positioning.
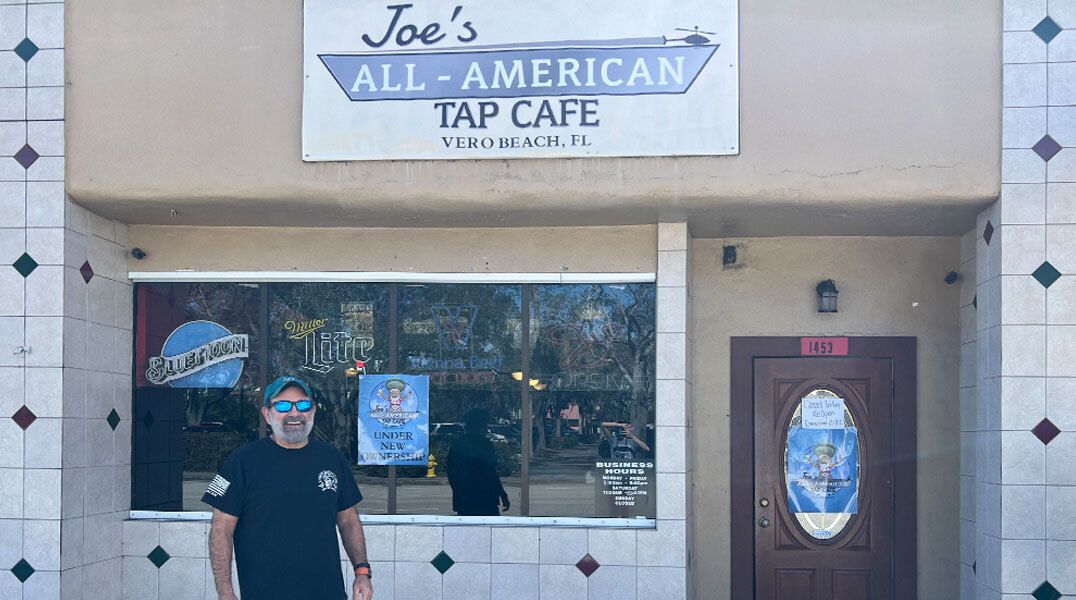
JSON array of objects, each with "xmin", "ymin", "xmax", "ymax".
[{"xmin": 731, "ymin": 338, "xmax": 916, "ymax": 600}]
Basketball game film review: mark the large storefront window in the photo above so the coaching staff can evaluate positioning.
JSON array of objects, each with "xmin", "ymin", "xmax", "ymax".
[{"xmin": 132, "ymin": 281, "xmax": 656, "ymax": 519}]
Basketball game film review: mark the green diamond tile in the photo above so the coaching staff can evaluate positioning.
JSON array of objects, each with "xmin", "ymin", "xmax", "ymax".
[
  {"xmin": 147, "ymin": 545, "xmax": 170, "ymax": 568},
  {"xmin": 430, "ymin": 551, "xmax": 454, "ymax": 574},
  {"xmin": 13, "ymin": 253, "xmax": 38, "ymax": 278},
  {"xmin": 1032, "ymin": 261, "xmax": 1062, "ymax": 288},
  {"xmin": 1032, "ymin": 581, "xmax": 1061, "ymax": 600},
  {"xmin": 107, "ymin": 409, "xmax": 121, "ymax": 431},
  {"xmin": 11, "ymin": 558, "xmax": 34, "ymax": 583}
]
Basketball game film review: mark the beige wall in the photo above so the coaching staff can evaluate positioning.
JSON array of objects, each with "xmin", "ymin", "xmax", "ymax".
[
  {"xmin": 66, "ymin": 0, "xmax": 999, "ymax": 236},
  {"xmin": 692, "ymin": 236, "xmax": 962, "ymax": 598},
  {"xmin": 125, "ymin": 225, "xmax": 656, "ymax": 273}
]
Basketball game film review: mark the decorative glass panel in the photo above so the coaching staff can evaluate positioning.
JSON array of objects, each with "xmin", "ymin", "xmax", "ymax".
[{"xmin": 785, "ymin": 389, "xmax": 859, "ymax": 540}]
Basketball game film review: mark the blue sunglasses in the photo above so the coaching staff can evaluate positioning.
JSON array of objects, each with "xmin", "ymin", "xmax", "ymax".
[{"xmin": 270, "ymin": 399, "xmax": 314, "ymax": 413}]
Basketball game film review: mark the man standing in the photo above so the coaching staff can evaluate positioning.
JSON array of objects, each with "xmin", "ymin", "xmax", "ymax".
[{"xmin": 204, "ymin": 376, "xmax": 374, "ymax": 600}]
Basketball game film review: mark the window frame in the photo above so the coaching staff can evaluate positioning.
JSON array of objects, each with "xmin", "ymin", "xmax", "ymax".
[{"xmin": 128, "ymin": 271, "xmax": 657, "ymax": 528}]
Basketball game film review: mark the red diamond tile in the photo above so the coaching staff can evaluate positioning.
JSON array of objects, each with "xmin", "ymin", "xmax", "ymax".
[
  {"xmin": 575, "ymin": 553, "xmax": 600, "ymax": 577},
  {"xmin": 12, "ymin": 405, "xmax": 37, "ymax": 430},
  {"xmin": 1032, "ymin": 418, "xmax": 1061, "ymax": 445}
]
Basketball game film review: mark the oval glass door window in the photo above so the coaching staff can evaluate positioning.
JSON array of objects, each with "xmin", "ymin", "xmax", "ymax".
[{"xmin": 784, "ymin": 389, "xmax": 860, "ymax": 541}]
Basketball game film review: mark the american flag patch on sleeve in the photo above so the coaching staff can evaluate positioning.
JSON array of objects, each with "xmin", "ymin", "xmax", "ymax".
[{"xmin": 206, "ymin": 475, "xmax": 230, "ymax": 497}]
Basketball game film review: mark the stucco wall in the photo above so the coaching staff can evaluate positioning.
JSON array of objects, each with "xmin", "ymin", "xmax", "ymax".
[
  {"xmin": 65, "ymin": 0, "xmax": 999, "ymax": 235},
  {"xmin": 125, "ymin": 225, "xmax": 656, "ymax": 273},
  {"xmin": 691, "ymin": 236, "xmax": 962, "ymax": 599}
]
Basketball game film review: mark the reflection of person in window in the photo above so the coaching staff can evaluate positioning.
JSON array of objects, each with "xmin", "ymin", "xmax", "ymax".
[
  {"xmin": 599, "ymin": 422, "xmax": 651, "ymax": 460},
  {"xmin": 447, "ymin": 409, "xmax": 511, "ymax": 516}
]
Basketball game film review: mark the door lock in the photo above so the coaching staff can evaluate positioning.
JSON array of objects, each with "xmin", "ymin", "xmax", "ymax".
[{"xmin": 758, "ymin": 517, "xmax": 771, "ymax": 528}]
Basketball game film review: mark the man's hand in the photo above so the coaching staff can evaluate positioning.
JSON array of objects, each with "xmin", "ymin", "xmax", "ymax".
[
  {"xmin": 217, "ymin": 592, "xmax": 238, "ymax": 600},
  {"xmin": 353, "ymin": 575, "xmax": 373, "ymax": 600},
  {"xmin": 500, "ymin": 493, "xmax": 511, "ymax": 512}
]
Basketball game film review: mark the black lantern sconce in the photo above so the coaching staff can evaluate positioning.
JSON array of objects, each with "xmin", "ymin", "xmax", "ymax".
[{"xmin": 816, "ymin": 279, "xmax": 839, "ymax": 313}]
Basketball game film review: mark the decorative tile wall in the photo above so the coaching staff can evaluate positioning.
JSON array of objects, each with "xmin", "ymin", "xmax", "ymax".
[
  {"xmin": 0, "ymin": 1, "xmax": 133, "ymax": 598},
  {"xmin": 980, "ymin": 1, "xmax": 1076, "ymax": 597},
  {"xmin": 960, "ymin": 229, "xmax": 977, "ymax": 600},
  {"xmin": 116, "ymin": 225, "xmax": 693, "ymax": 599}
]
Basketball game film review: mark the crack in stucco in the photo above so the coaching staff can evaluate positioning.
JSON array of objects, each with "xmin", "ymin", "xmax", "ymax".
[{"xmin": 766, "ymin": 163, "xmax": 960, "ymax": 178}]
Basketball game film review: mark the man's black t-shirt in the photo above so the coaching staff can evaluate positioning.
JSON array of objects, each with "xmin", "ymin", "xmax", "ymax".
[{"xmin": 201, "ymin": 437, "xmax": 362, "ymax": 600}]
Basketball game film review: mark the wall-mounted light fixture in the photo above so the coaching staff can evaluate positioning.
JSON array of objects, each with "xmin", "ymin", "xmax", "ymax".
[{"xmin": 816, "ymin": 279, "xmax": 839, "ymax": 313}]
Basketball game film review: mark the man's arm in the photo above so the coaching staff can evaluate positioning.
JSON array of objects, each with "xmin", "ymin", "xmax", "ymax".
[
  {"xmin": 208, "ymin": 509, "xmax": 239, "ymax": 600},
  {"xmin": 338, "ymin": 506, "xmax": 373, "ymax": 599}
]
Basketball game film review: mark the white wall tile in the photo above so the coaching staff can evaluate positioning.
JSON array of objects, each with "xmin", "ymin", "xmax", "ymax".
[
  {"xmin": 0, "ymin": 269, "xmax": 25, "ymax": 316},
  {"xmin": 0, "ymin": 518, "xmax": 23, "ymax": 567},
  {"xmin": 26, "ymin": 48, "xmax": 61, "ymax": 87},
  {"xmin": 1046, "ymin": 325, "xmax": 1076, "ymax": 376},
  {"xmin": 24, "ymin": 315, "xmax": 61, "ymax": 367},
  {"xmin": 1000, "ymin": 376, "xmax": 1046, "ymax": 430},
  {"xmin": 1005, "ymin": 0, "xmax": 1048, "ymax": 30},
  {"xmin": 1001, "ymin": 226, "xmax": 1046, "ymax": 275},
  {"xmin": 1001, "ymin": 431, "xmax": 1046, "ymax": 484},
  {"xmin": 0, "ymin": 317, "xmax": 26, "ymax": 367},
  {"xmin": 442, "ymin": 525, "xmax": 490, "ymax": 563},
  {"xmin": 26, "ymin": 120, "xmax": 62, "ymax": 156},
  {"xmin": 538, "ymin": 564, "xmax": 586, "ymax": 600},
  {"xmin": 1048, "ymin": 277, "xmax": 1076, "ymax": 323},
  {"xmin": 25, "ymin": 181, "xmax": 63, "ymax": 228},
  {"xmin": 0, "ymin": 120, "xmax": 26, "ymax": 155},
  {"xmin": 158, "ymin": 557, "xmax": 204, "ymax": 600},
  {"xmin": 23, "ymin": 416, "xmax": 61, "ymax": 467},
  {"xmin": 83, "ymin": 464, "xmax": 113, "ymax": 515},
  {"xmin": 61, "ymin": 467, "xmax": 83, "ymax": 519},
  {"xmin": 60, "ymin": 418, "xmax": 84, "ymax": 469},
  {"xmin": 656, "ymin": 472, "xmax": 686, "ymax": 520},
  {"xmin": 394, "ymin": 561, "xmax": 441, "ymax": 600},
  {"xmin": 159, "ymin": 522, "xmax": 207, "ymax": 558},
  {"xmin": 1047, "ymin": 225, "xmax": 1076, "ymax": 273},
  {"xmin": 1001, "ymin": 485, "xmax": 1046, "ymax": 539},
  {"xmin": 25, "ymin": 264, "xmax": 63, "ymax": 316},
  {"xmin": 537, "ymin": 528, "xmax": 586, "ymax": 565},
  {"xmin": 122, "ymin": 519, "xmax": 160, "ymax": 556},
  {"xmin": 0, "ymin": 467, "xmax": 23, "ymax": 517},
  {"xmin": 23, "ymin": 570, "xmax": 59, "ymax": 599},
  {"xmin": 1051, "ymin": 30, "xmax": 1076, "ymax": 62},
  {"xmin": 1049, "ymin": 61, "xmax": 1076, "ymax": 105},
  {"xmin": 1046, "ymin": 486, "xmax": 1076, "ymax": 540},
  {"xmin": 0, "ymin": 51, "xmax": 25, "ymax": 88},
  {"xmin": 61, "ymin": 316, "xmax": 84, "ymax": 369},
  {"xmin": 655, "ymin": 333, "xmax": 686, "ymax": 380},
  {"xmin": 23, "ymin": 467, "xmax": 60, "ymax": 519},
  {"xmin": 26, "ymin": 2, "xmax": 62, "ymax": 49},
  {"xmin": 587, "ymin": 564, "xmax": 636, "ymax": 599},
  {"xmin": 0, "ymin": 419, "xmax": 22, "ymax": 468},
  {"xmin": 0, "ymin": 366, "xmax": 23, "ymax": 416},
  {"xmin": 82, "ymin": 512, "xmax": 113, "ymax": 564},
  {"xmin": 23, "ymin": 518, "xmax": 60, "ymax": 571},
  {"xmin": 1047, "ymin": 377, "xmax": 1076, "ymax": 431},
  {"xmin": 395, "ymin": 525, "xmax": 442, "ymax": 562},
  {"xmin": 85, "ymin": 321, "xmax": 114, "ymax": 372},
  {"xmin": 83, "ymin": 556, "xmax": 120, "ymax": 600},
  {"xmin": 490, "ymin": 563, "xmax": 538, "ymax": 600},
  {"xmin": 1047, "ymin": 540, "xmax": 1076, "ymax": 594},
  {"xmin": 961, "ymin": 518, "xmax": 976, "ymax": 565},
  {"xmin": 60, "ymin": 565, "xmax": 82, "ymax": 600},
  {"xmin": 121, "ymin": 556, "xmax": 158, "ymax": 600},
  {"xmin": 1047, "ymin": 434, "xmax": 1076, "ymax": 484},
  {"xmin": 656, "ymin": 251, "xmax": 685, "ymax": 287},
  {"xmin": 25, "ymin": 227, "xmax": 63, "ymax": 266},
  {"xmin": 26, "ymin": 155, "xmax": 62, "ymax": 181},
  {"xmin": 1001, "ymin": 184, "xmax": 1047, "ymax": 225},
  {"xmin": 587, "ymin": 529, "xmax": 636, "ymax": 567},
  {"xmin": 61, "ymin": 516, "xmax": 83, "ymax": 570},
  {"xmin": 1004, "ymin": 32, "xmax": 1047, "ymax": 64},
  {"xmin": 636, "ymin": 520, "xmax": 686, "ymax": 567},
  {"xmin": 1053, "ymin": 0, "xmax": 1076, "ymax": 28},
  {"xmin": 1000, "ymin": 326, "xmax": 1046, "ymax": 377},
  {"xmin": 0, "ymin": 183, "xmax": 25, "ymax": 228},
  {"xmin": 1048, "ymin": 183, "xmax": 1076, "ymax": 224},
  {"xmin": 0, "ymin": 88, "xmax": 25, "ymax": 121},
  {"xmin": 978, "ymin": 482, "xmax": 1003, "ymax": 537},
  {"xmin": 1004, "ymin": 149, "xmax": 1047, "ymax": 184},
  {"xmin": 655, "ymin": 286, "xmax": 686, "ymax": 333},
  {"xmin": 0, "ymin": 5, "xmax": 25, "ymax": 52},
  {"xmin": 655, "ymin": 426, "xmax": 685, "ymax": 473},
  {"xmin": 656, "ymin": 379, "xmax": 686, "ymax": 427},
  {"xmin": 491, "ymin": 527, "xmax": 538, "ymax": 563},
  {"xmin": 26, "ymin": 86, "xmax": 62, "ymax": 121},
  {"xmin": 1001, "ymin": 539, "xmax": 1045, "ymax": 593},
  {"xmin": 636, "ymin": 566, "xmax": 685, "ymax": 599},
  {"xmin": 1001, "ymin": 276, "xmax": 1046, "ymax": 324},
  {"xmin": 657, "ymin": 222, "xmax": 687, "ymax": 251},
  {"xmin": 443, "ymin": 562, "xmax": 490, "ymax": 600}
]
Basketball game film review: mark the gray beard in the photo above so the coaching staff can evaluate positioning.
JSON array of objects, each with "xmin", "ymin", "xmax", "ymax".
[{"xmin": 270, "ymin": 419, "xmax": 312, "ymax": 445}]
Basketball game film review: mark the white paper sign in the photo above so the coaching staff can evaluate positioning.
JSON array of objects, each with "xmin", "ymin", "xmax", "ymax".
[
  {"xmin": 801, "ymin": 396, "xmax": 846, "ymax": 429},
  {"xmin": 302, "ymin": 0, "xmax": 739, "ymax": 160}
]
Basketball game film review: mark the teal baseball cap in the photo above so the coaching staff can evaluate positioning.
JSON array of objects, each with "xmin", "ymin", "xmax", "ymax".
[{"xmin": 264, "ymin": 376, "xmax": 313, "ymax": 406}]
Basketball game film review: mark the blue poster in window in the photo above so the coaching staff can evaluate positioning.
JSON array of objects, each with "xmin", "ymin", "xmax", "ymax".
[
  {"xmin": 786, "ymin": 426, "xmax": 859, "ymax": 514},
  {"xmin": 357, "ymin": 375, "xmax": 429, "ymax": 465}
]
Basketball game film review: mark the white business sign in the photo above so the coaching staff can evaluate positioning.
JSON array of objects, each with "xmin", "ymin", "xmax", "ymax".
[{"xmin": 302, "ymin": 0, "xmax": 739, "ymax": 160}]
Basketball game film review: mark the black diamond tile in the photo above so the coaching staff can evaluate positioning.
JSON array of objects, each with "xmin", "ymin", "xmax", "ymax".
[
  {"xmin": 12, "ymin": 405, "xmax": 36, "ymax": 430},
  {"xmin": 575, "ymin": 553, "xmax": 600, "ymax": 577},
  {"xmin": 1033, "ymin": 135, "xmax": 1063, "ymax": 162},
  {"xmin": 13, "ymin": 252, "xmax": 38, "ymax": 278},
  {"xmin": 972, "ymin": 294, "xmax": 977, "ymax": 310},
  {"xmin": 1032, "ymin": 580, "xmax": 1061, "ymax": 600},
  {"xmin": 14, "ymin": 38, "xmax": 38, "ymax": 62},
  {"xmin": 141, "ymin": 410, "xmax": 155, "ymax": 429},
  {"xmin": 11, "ymin": 558, "xmax": 34, "ymax": 583},
  {"xmin": 1032, "ymin": 418, "xmax": 1061, "ymax": 445},
  {"xmin": 147, "ymin": 545, "xmax": 170, "ymax": 568},
  {"xmin": 1034, "ymin": 17, "xmax": 1063, "ymax": 44},
  {"xmin": 430, "ymin": 551, "xmax": 454, "ymax": 574},
  {"xmin": 983, "ymin": 221, "xmax": 994, "ymax": 246},
  {"xmin": 80, "ymin": 260, "xmax": 94, "ymax": 283},
  {"xmin": 1032, "ymin": 261, "xmax": 1062, "ymax": 288},
  {"xmin": 107, "ymin": 409, "xmax": 121, "ymax": 431},
  {"xmin": 14, "ymin": 144, "xmax": 39, "ymax": 169},
  {"xmin": 971, "ymin": 560, "xmax": 976, "ymax": 574}
]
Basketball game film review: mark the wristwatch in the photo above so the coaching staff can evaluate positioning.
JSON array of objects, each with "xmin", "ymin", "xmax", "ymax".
[{"xmin": 353, "ymin": 562, "xmax": 372, "ymax": 579}]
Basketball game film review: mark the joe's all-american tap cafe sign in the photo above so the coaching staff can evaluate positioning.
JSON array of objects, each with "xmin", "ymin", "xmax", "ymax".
[{"xmin": 302, "ymin": 0, "xmax": 739, "ymax": 160}]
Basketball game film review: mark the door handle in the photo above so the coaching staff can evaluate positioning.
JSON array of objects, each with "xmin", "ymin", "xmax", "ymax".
[{"xmin": 758, "ymin": 516, "xmax": 771, "ymax": 528}]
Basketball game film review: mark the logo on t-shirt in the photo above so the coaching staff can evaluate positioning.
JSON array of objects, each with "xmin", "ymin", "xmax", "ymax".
[
  {"xmin": 206, "ymin": 474, "xmax": 230, "ymax": 497},
  {"xmin": 317, "ymin": 470, "xmax": 338, "ymax": 492}
]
